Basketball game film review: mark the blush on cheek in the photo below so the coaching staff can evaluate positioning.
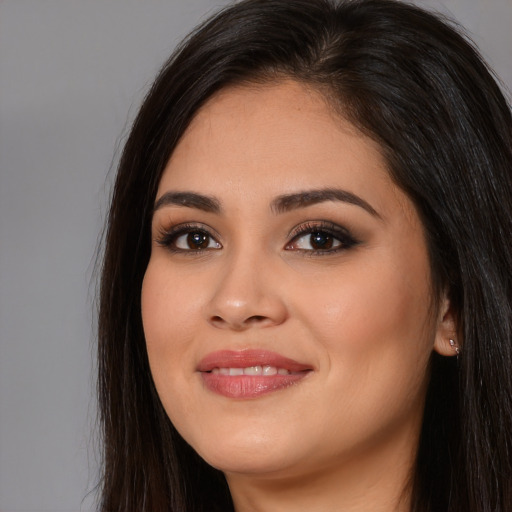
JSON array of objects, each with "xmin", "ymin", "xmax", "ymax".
[{"xmin": 317, "ymin": 267, "xmax": 432, "ymax": 364}]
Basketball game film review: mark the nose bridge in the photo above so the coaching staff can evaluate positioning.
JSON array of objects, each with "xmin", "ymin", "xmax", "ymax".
[{"xmin": 207, "ymin": 242, "xmax": 286, "ymax": 329}]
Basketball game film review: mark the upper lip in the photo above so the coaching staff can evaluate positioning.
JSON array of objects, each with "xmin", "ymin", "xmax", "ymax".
[{"xmin": 197, "ymin": 349, "xmax": 313, "ymax": 373}]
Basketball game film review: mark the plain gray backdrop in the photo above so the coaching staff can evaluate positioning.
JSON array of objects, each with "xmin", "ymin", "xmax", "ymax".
[{"xmin": 0, "ymin": 1, "xmax": 510, "ymax": 511}]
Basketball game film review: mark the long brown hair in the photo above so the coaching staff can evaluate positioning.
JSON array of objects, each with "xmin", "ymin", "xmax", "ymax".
[{"xmin": 98, "ymin": 1, "xmax": 512, "ymax": 510}]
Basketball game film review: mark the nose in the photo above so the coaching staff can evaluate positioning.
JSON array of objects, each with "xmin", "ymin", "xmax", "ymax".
[{"xmin": 206, "ymin": 251, "xmax": 288, "ymax": 331}]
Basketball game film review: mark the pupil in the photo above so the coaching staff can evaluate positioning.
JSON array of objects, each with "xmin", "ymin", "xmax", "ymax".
[
  {"xmin": 310, "ymin": 232, "xmax": 333, "ymax": 250},
  {"xmin": 187, "ymin": 232, "xmax": 209, "ymax": 249}
]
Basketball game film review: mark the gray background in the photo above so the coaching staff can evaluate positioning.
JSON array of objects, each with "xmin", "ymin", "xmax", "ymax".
[{"xmin": 0, "ymin": 1, "xmax": 510, "ymax": 511}]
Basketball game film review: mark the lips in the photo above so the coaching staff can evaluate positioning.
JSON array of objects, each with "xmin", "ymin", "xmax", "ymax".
[{"xmin": 197, "ymin": 349, "xmax": 313, "ymax": 399}]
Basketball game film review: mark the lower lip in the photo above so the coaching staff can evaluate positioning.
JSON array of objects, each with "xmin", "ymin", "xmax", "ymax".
[{"xmin": 200, "ymin": 372, "xmax": 309, "ymax": 399}]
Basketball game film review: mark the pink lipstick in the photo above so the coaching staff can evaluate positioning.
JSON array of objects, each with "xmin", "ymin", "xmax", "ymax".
[{"xmin": 197, "ymin": 349, "xmax": 312, "ymax": 399}]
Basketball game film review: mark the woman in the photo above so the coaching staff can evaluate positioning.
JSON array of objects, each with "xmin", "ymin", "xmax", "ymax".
[{"xmin": 98, "ymin": 0, "xmax": 512, "ymax": 510}]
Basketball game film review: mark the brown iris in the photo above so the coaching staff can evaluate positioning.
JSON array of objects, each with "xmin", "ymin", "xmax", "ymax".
[
  {"xmin": 310, "ymin": 231, "xmax": 334, "ymax": 250},
  {"xmin": 187, "ymin": 232, "xmax": 210, "ymax": 249}
]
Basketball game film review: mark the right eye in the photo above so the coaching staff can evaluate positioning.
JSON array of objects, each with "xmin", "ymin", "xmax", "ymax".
[
  {"xmin": 174, "ymin": 230, "xmax": 221, "ymax": 250},
  {"xmin": 156, "ymin": 225, "xmax": 222, "ymax": 252}
]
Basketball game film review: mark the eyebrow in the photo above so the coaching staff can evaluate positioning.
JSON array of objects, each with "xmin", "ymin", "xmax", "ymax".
[
  {"xmin": 153, "ymin": 191, "xmax": 221, "ymax": 213},
  {"xmin": 153, "ymin": 187, "xmax": 380, "ymax": 218},
  {"xmin": 271, "ymin": 188, "xmax": 380, "ymax": 217}
]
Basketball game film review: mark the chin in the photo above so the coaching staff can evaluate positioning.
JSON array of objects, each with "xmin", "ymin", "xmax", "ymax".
[
  {"xmin": 184, "ymin": 425, "xmax": 308, "ymax": 476},
  {"xmin": 201, "ymin": 447, "xmax": 302, "ymax": 477}
]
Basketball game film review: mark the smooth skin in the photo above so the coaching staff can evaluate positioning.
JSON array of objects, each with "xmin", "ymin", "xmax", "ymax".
[{"xmin": 141, "ymin": 81, "xmax": 457, "ymax": 512}]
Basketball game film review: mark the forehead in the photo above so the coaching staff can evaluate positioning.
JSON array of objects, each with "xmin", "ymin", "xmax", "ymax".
[{"xmin": 157, "ymin": 80, "xmax": 401, "ymax": 217}]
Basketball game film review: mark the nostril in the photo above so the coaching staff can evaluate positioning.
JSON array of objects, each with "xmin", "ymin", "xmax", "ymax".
[{"xmin": 247, "ymin": 315, "xmax": 267, "ymax": 324}]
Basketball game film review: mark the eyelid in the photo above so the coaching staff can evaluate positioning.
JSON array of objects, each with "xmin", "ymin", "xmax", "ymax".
[{"xmin": 286, "ymin": 220, "xmax": 351, "ymax": 240}]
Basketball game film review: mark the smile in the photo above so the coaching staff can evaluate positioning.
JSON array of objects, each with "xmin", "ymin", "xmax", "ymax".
[
  {"xmin": 210, "ymin": 366, "xmax": 295, "ymax": 376},
  {"xmin": 197, "ymin": 350, "xmax": 313, "ymax": 399}
]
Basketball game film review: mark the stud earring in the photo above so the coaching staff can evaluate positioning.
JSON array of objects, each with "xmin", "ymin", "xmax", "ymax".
[{"xmin": 449, "ymin": 339, "xmax": 460, "ymax": 355}]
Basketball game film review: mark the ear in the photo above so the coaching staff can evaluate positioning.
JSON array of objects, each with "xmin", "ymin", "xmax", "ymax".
[{"xmin": 433, "ymin": 293, "xmax": 459, "ymax": 356}]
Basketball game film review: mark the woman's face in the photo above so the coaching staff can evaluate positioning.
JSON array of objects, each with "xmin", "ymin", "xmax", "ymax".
[{"xmin": 142, "ymin": 81, "xmax": 453, "ymax": 481}]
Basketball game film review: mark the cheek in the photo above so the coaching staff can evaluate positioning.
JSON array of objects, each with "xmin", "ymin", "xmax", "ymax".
[
  {"xmin": 140, "ymin": 259, "xmax": 201, "ymax": 404},
  {"xmin": 293, "ymin": 258, "xmax": 433, "ymax": 447},
  {"xmin": 141, "ymin": 262, "xmax": 217, "ymax": 443},
  {"xmin": 317, "ymin": 271, "xmax": 428, "ymax": 348},
  {"xmin": 294, "ymin": 248, "xmax": 434, "ymax": 391},
  {"xmin": 142, "ymin": 257, "xmax": 204, "ymax": 345}
]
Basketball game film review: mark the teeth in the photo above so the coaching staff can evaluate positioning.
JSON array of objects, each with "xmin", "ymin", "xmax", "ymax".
[
  {"xmin": 263, "ymin": 365, "xmax": 277, "ymax": 375},
  {"xmin": 243, "ymin": 366, "xmax": 262, "ymax": 375},
  {"xmin": 210, "ymin": 366, "xmax": 291, "ymax": 376}
]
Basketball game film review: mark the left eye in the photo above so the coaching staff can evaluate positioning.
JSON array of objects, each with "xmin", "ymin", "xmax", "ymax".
[
  {"xmin": 286, "ymin": 223, "xmax": 358, "ymax": 253},
  {"xmin": 288, "ymin": 230, "xmax": 342, "ymax": 251}
]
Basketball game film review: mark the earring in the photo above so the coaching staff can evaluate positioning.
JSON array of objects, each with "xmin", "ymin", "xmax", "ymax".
[{"xmin": 449, "ymin": 339, "xmax": 460, "ymax": 355}]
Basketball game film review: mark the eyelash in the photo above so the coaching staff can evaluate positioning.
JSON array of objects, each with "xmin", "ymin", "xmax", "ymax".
[{"xmin": 155, "ymin": 221, "xmax": 359, "ymax": 256}]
